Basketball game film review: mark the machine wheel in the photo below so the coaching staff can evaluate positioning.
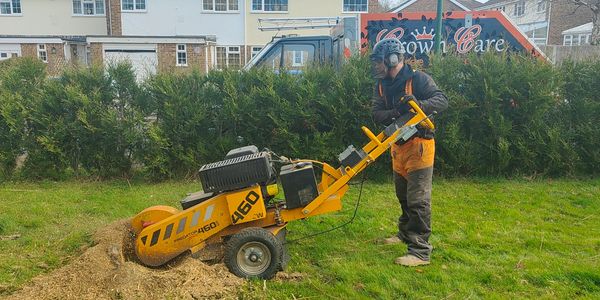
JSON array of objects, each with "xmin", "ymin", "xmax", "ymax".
[{"xmin": 224, "ymin": 227, "xmax": 282, "ymax": 279}]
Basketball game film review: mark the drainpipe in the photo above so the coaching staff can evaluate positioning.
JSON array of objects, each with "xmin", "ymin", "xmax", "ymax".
[{"xmin": 108, "ymin": 0, "xmax": 112, "ymax": 35}]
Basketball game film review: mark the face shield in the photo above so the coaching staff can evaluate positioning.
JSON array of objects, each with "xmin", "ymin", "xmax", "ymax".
[{"xmin": 370, "ymin": 57, "xmax": 387, "ymax": 80}]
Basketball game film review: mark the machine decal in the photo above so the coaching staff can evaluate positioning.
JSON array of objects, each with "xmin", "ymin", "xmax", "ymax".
[
  {"xmin": 163, "ymin": 223, "xmax": 174, "ymax": 240},
  {"xmin": 191, "ymin": 210, "xmax": 201, "ymax": 227},
  {"xmin": 150, "ymin": 229, "xmax": 161, "ymax": 246},
  {"xmin": 231, "ymin": 190, "xmax": 260, "ymax": 224},
  {"xmin": 203, "ymin": 204, "xmax": 214, "ymax": 221},
  {"xmin": 176, "ymin": 217, "xmax": 187, "ymax": 234}
]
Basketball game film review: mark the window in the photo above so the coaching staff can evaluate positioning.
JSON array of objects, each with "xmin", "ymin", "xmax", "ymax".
[
  {"xmin": 227, "ymin": 46, "xmax": 240, "ymax": 69},
  {"xmin": 176, "ymin": 44, "xmax": 187, "ymax": 66},
  {"xmin": 282, "ymin": 44, "xmax": 314, "ymax": 71},
  {"xmin": 495, "ymin": 6, "xmax": 505, "ymax": 12},
  {"xmin": 256, "ymin": 45, "xmax": 282, "ymax": 71},
  {"xmin": 203, "ymin": 0, "xmax": 238, "ymax": 12},
  {"xmin": 343, "ymin": 0, "xmax": 367, "ymax": 12},
  {"xmin": 216, "ymin": 46, "xmax": 241, "ymax": 69},
  {"xmin": 578, "ymin": 34, "xmax": 591, "ymax": 45},
  {"xmin": 292, "ymin": 50, "xmax": 303, "ymax": 66},
  {"xmin": 251, "ymin": 46, "xmax": 262, "ymax": 58},
  {"xmin": 37, "ymin": 44, "xmax": 48, "ymax": 63},
  {"xmin": 536, "ymin": 1, "xmax": 546, "ymax": 13},
  {"xmin": 251, "ymin": 0, "xmax": 288, "ymax": 12},
  {"xmin": 0, "ymin": 0, "xmax": 21, "ymax": 15},
  {"xmin": 513, "ymin": 1, "xmax": 525, "ymax": 17},
  {"xmin": 525, "ymin": 26, "xmax": 547, "ymax": 46},
  {"xmin": 122, "ymin": 0, "xmax": 146, "ymax": 11},
  {"xmin": 73, "ymin": 0, "xmax": 105, "ymax": 15},
  {"xmin": 563, "ymin": 35, "xmax": 573, "ymax": 46}
]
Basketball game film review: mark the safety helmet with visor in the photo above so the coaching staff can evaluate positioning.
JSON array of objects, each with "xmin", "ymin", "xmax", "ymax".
[{"xmin": 370, "ymin": 38, "xmax": 405, "ymax": 79}]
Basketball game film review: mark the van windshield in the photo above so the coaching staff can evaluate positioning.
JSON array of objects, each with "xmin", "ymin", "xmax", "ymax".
[{"xmin": 243, "ymin": 42, "xmax": 275, "ymax": 71}]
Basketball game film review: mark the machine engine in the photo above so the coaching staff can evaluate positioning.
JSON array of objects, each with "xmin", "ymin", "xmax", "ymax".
[{"xmin": 182, "ymin": 145, "xmax": 319, "ymax": 211}]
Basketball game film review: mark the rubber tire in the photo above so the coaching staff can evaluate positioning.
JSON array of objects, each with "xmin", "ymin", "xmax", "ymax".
[{"xmin": 224, "ymin": 227, "xmax": 283, "ymax": 279}]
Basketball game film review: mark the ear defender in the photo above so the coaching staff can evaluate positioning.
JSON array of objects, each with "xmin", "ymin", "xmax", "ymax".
[{"xmin": 385, "ymin": 53, "xmax": 399, "ymax": 68}]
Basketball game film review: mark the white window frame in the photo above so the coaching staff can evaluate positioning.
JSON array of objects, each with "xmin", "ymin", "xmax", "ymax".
[
  {"xmin": 291, "ymin": 50, "xmax": 303, "ymax": 67},
  {"xmin": 72, "ymin": 0, "xmax": 105, "ymax": 16},
  {"xmin": 513, "ymin": 1, "xmax": 525, "ymax": 17},
  {"xmin": 37, "ymin": 44, "xmax": 48, "ymax": 63},
  {"xmin": 251, "ymin": 0, "xmax": 288, "ymax": 13},
  {"xmin": 202, "ymin": 0, "xmax": 239, "ymax": 12},
  {"xmin": 578, "ymin": 33, "xmax": 590, "ymax": 45},
  {"xmin": 0, "ymin": 0, "xmax": 22, "ymax": 15},
  {"xmin": 536, "ymin": 1, "xmax": 546, "ymax": 13},
  {"xmin": 251, "ymin": 46, "xmax": 262, "ymax": 59},
  {"xmin": 216, "ymin": 46, "xmax": 241, "ymax": 69},
  {"xmin": 563, "ymin": 35, "xmax": 573, "ymax": 46},
  {"xmin": 176, "ymin": 44, "xmax": 187, "ymax": 66},
  {"xmin": 343, "ymin": 0, "xmax": 368, "ymax": 13},
  {"xmin": 121, "ymin": 0, "xmax": 147, "ymax": 12}
]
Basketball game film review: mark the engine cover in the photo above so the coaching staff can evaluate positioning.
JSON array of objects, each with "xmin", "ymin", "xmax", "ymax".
[{"xmin": 199, "ymin": 152, "xmax": 273, "ymax": 193}]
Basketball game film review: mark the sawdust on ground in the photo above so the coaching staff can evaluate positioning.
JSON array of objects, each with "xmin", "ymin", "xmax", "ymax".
[{"xmin": 5, "ymin": 219, "xmax": 244, "ymax": 300}]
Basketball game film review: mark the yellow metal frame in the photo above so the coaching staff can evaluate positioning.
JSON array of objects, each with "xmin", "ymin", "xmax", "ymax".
[{"xmin": 131, "ymin": 100, "xmax": 433, "ymax": 267}]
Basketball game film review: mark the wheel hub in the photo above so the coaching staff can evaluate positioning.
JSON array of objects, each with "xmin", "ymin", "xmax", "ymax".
[{"xmin": 236, "ymin": 242, "xmax": 271, "ymax": 276}]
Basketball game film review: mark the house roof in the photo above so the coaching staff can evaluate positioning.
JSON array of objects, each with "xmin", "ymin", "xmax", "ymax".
[
  {"xmin": 475, "ymin": 0, "xmax": 519, "ymax": 10},
  {"xmin": 389, "ymin": 0, "xmax": 487, "ymax": 12},
  {"xmin": 562, "ymin": 22, "xmax": 593, "ymax": 35}
]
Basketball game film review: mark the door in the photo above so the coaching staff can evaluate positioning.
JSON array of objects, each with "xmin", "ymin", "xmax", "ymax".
[{"xmin": 103, "ymin": 44, "xmax": 157, "ymax": 81}]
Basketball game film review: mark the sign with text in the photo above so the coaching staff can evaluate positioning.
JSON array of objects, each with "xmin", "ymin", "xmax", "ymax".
[{"xmin": 361, "ymin": 11, "xmax": 543, "ymax": 65}]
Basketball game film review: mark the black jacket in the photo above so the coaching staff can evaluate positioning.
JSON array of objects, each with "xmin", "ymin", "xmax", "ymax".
[{"xmin": 371, "ymin": 64, "xmax": 448, "ymax": 138}]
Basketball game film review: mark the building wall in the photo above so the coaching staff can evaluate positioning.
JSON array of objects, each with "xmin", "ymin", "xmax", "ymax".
[
  {"xmin": 20, "ymin": 43, "xmax": 66, "ymax": 76},
  {"xmin": 245, "ymin": 0, "xmax": 362, "ymax": 46},
  {"xmin": 397, "ymin": 0, "xmax": 466, "ymax": 12},
  {"xmin": 89, "ymin": 42, "xmax": 104, "ymax": 66},
  {"xmin": 157, "ymin": 43, "xmax": 210, "ymax": 74},
  {"xmin": 478, "ymin": 0, "xmax": 547, "ymax": 26},
  {"xmin": 107, "ymin": 0, "xmax": 122, "ymax": 35},
  {"xmin": 118, "ymin": 0, "xmax": 244, "ymax": 45},
  {"xmin": 547, "ymin": 1, "xmax": 593, "ymax": 45},
  {"xmin": 0, "ymin": 0, "xmax": 107, "ymax": 35}
]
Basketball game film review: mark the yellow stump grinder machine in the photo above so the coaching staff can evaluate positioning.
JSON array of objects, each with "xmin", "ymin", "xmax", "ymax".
[{"xmin": 130, "ymin": 100, "xmax": 435, "ymax": 279}]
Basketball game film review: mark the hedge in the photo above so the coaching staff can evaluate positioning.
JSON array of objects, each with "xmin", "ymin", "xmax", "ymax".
[{"xmin": 0, "ymin": 53, "xmax": 598, "ymax": 180}]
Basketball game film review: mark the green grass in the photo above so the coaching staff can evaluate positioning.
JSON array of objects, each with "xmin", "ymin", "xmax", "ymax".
[{"xmin": 1, "ymin": 179, "xmax": 599, "ymax": 299}]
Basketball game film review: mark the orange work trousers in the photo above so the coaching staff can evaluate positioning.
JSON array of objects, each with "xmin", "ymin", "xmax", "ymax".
[{"xmin": 390, "ymin": 137, "xmax": 435, "ymax": 178}]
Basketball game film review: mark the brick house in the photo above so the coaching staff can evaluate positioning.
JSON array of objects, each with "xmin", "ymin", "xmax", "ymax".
[
  {"xmin": 1, "ymin": 0, "xmax": 382, "ymax": 77},
  {"xmin": 474, "ymin": 0, "xmax": 595, "ymax": 46},
  {"xmin": 546, "ymin": 0, "xmax": 594, "ymax": 45}
]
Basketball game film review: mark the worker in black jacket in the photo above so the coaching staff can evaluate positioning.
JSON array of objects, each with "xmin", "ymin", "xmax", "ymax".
[{"xmin": 370, "ymin": 38, "xmax": 448, "ymax": 267}]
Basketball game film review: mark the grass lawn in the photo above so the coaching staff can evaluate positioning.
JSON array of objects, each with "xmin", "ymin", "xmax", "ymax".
[{"xmin": 0, "ymin": 178, "xmax": 599, "ymax": 299}]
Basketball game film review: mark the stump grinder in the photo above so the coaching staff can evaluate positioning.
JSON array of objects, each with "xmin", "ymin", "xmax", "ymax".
[{"xmin": 130, "ymin": 100, "xmax": 435, "ymax": 279}]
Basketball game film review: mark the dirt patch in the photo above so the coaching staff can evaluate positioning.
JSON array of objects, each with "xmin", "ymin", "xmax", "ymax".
[{"xmin": 6, "ymin": 220, "xmax": 244, "ymax": 300}]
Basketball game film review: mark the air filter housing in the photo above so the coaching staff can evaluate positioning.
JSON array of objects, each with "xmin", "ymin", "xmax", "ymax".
[{"xmin": 199, "ymin": 152, "xmax": 273, "ymax": 193}]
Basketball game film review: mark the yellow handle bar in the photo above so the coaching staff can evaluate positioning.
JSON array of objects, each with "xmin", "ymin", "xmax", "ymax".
[
  {"xmin": 361, "ymin": 126, "xmax": 381, "ymax": 145},
  {"xmin": 408, "ymin": 100, "xmax": 435, "ymax": 130}
]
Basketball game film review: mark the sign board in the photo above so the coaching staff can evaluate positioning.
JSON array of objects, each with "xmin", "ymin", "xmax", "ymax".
[{"xmin": 361, "ymin": 11, "xmax": 544, "ymax": 65}]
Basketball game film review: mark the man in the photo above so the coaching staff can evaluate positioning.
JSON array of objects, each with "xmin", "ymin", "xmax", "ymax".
[{"xmin": 370, "ymin": 38, "xmax": 448, "ymax": 267}]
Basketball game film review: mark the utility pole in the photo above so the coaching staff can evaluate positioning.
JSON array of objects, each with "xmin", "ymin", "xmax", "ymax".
[{"xmin": 434, "ymin": 0, "xmax": 443, "ymax": 52}]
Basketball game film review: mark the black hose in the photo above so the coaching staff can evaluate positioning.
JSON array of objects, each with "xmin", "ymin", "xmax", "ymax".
[{"xmin": 284, "ymin": 172, "xmax": 367, "ymax": 244}]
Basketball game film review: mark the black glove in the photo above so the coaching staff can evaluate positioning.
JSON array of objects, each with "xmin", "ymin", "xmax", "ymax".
[
  {"xmin": 395, "ymin": 94, "xmax": 417, "ymax": 114},
  {"xmin": 400, "ymin": 94, "xmax": 417, "ymax": 105}
]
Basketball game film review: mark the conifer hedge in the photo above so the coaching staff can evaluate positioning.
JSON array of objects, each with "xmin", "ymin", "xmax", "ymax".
[{"xmin": 0, "ymin": 53, "xmax": 597, "ymax": 180}]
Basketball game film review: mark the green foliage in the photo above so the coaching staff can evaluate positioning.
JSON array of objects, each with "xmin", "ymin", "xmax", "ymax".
[{"xmin": 0, "ymin": 53, "xmax": 598, "ymax": 179}]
